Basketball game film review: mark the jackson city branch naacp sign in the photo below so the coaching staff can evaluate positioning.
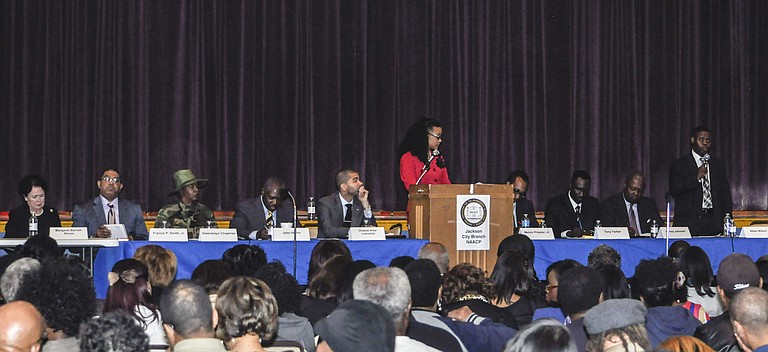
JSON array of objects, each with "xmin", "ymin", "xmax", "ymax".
[{"xmin": 456, "ymin": 195, "xmax": 490, "ymax": 250}]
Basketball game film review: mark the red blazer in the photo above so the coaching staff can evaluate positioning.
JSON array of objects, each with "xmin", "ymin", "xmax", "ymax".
[{"xmin": 399, "ymin": 152, "xmax": 451, "ymax": 190}]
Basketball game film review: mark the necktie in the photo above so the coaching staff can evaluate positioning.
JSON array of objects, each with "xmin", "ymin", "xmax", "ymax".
[
  {"xmin": 107, "ymin": 204, "xmax": 115, "ymax": 224},
  {"xmin": 575, "ymin": 205, "xmax": 582, "ymax": 229},
  {"xmin": 702, "ymin": 162, "xmax": 713, "ymax": 209},
  {"xmin": 265, "ymin": 210, "xmax": 274, "ymax": 229},
  {"xmin": 628, "ymin": 204, "xmax": 640, "ymax": 235},
  {"xmin": 343, "ymin": 204, "xmax": 352, "ymax": 227}
]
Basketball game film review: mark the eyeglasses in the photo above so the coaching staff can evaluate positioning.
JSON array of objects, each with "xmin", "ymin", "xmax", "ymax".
[
  {"xmin": 428, "ymin": 131, "xmax": 443, "ymax": 140},
  {"xmin": 545, "ymin": 284, "xmax": 558, "ymax": 292},
  {"xmin": 100, "ymin": 176, "xmax": 121, "ymax": 183},
  {"xmin": 513, "ymin": 188, "xmax": 527, "ymax": 199}
]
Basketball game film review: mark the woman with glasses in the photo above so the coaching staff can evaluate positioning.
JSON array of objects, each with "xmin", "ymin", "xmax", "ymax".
[
  {"xmin": 398, "ymin": 118, "xmax": 451, "ymax": 192},
  {"xmin": 5, "ymin": 174, "xmax": 61, "ymax": 238}
]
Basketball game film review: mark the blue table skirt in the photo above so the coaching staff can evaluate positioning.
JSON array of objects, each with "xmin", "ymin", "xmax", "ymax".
[
  {"xmin": 533, "ymin": 237, "xmax": 768, "ymax": 280},
  {"xmin": 94, "ymin": 239, "xmax": 428, "ymax": 299}
]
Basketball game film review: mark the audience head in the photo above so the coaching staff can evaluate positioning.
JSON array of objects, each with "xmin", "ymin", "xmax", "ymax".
[
  {"xmin": 79, "ymin": 311, "xmax": 150, "ymax": 352},
  {"xmin": 557, "ymin": 266, "xmax": 605, "ymax": 317},
  {"xmin": 756, "ymin": 255, "xmax": 768, "ymax": 291},
  {"xmin": 588, "ymin": 244, "xmax": 621, "ymax": 269},
  {"xmin": 308, "ymin": 255, "xmax": 352, "ymax": 300},
  {"xmin": 622, "ymin": 171, "xmax": 645, "ymax": 204},
  {"xmin": 596, "ymin": 265, "xmax": 631, "ymax": 300},
  {"xmin": 545, "ymin": 259, "xmax": 583, "ymax": 304},
  {"xmin": 0, "ymin": 257, "xmax": 41, "ymax": 302},
  {"xmin": 730, "ymin": 287, "xmax": 768, "ymax": 351},
  {"xmin": 222, "ymin": 244, "xmax": 268, "ymax": 277},
  {"xmin": 633, "ymin": 257, "xmax": 678, "ymax": 307},
  {"xmin": 215, "ymin": 277, "xmax": 279, "ymax": 345},
  {"xmin": 677, "ymin": 246, "xmax": 716, "ymax": 297},
  {"xmin": 502, "ymin": 318, "xmax": 577, "ymax": 352},
  {"xmin": 505, "ymin": 170, "xmax": 530, "ymax": 201},
  {"xmin": 97, "ymin": 168, "xmax": 123, "ymax": 202},
  {"xmin": 19, "ymin": 235, "xmax": 61, "ymax": 263},
  {"xmin": 0, "ymin": 301, "xmax": 46, "ymax": 352},
  {"xmin": 569, "ymin": 170, "xmax": 591, "ymax": 203},
  {"xmin": 389, "ymin": 256, "xmax": 414, "ymax": 269},
  {"xmin": 335, "ymin": 259, "xmax": 376, "ymax": 303},
  {"xmin": 159, "ymin": 280, "xmax": 214, "ymax": 341},
  {"xmin": 584, "ymin": 299, "xmax": 650, "ymax": 352},
  {"xmin": 15, "ymin": 258, "xmax": 96, "ymax": 338},
  {"xmin": 315, "ymin": 299, "xmax": 395, "ymax": 352},
  {"xmin": 254, "ymin": 261, "xmax": 302, "ymax": 315},
  {"xmin": 442, "ymin": 263, "xmax": 496, "ymax": 305},
  {"xmin": 418, "ymin": 242, "xmax": 450, "ymax": 274},
  {"xmin": 103, "ymin": 258, "xmax": 158, "ymax": 327},
  {"xmin": 717, "ymin": 253, "xmax": 761, "ymax": 300},
  {"xmin": 191, "ymin": 259, "xmax": 233, "ymax": 295},
  {"xmin": 17, "ymin": 175, "xmax": 48, "ymax": 214},
  {"xmin": 404, "ymin": 259, "xmax": 443, "ymax": 309},
  {"xmin": 490, "ymin": 250, "xmax": 536, "ymax": 304},
  {"xmin": 133, "ymin": 244, "xmax": 178, "ymax": 287},
  {"xmin": 668, "ymin": 240, "xmax": 690, "ymax": 262},
  {"xmin": 497, "ymin": 234, "xmax": 535, "ymax": 262},
  {"xmin": 657, "ymin": 335, "xmax": 716, "ymax": 352},
  {"xmin": 353, "ymin": 267, "xmax": 412, "ymax": 334},
  {"xmin": 260, "ymin": 177, "xmax": 286, "ymax": 212},
  {"xmin": 308, "ymin": 240, "xmax": 352, "ymax": 281}
]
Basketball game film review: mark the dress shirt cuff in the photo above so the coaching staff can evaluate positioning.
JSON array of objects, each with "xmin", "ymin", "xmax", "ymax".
[
  {"xmin": 248, "ymin": 231, "xmax": 259, "ymax": 240},
  {"xmin": 364, "ymin": 208, "xmax": 373, "ymax": 219}
]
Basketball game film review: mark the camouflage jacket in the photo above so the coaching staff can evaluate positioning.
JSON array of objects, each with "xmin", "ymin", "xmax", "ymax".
[{"xmin": 155, "ymin": 201, "xmax": 217, "ymax": 238}]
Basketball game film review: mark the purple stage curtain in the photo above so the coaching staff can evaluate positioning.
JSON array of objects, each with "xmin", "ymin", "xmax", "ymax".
[{"xmin": 1, "ymin": 1, "xmax": 766, "ymax": 213}]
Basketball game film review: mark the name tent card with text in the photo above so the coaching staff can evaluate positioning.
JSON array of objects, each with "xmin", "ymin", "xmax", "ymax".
[
  {"xmin": 50, "ymin": 227, "xmax": 88, "ymax": 240},
  {"xmin": 594, "ymin": 227, "xmax": 630, "ymax": 240},
  {"xmin": 149, "ymin": 228, "xmax": 189, "ymax": 242},
  {"xmin": 519, "ymin": 228, "xmax": 555, "ymax": 240},
  {"xmin": 272, "ymin": 228, "xmax": 311, "ymax": 241},
  {"xmin": 198, "ymin": 228, "xmax": 238, "ymax": 242},
  {"xmin": 348, "ymin": 227, "xmax": 386, "ymax": 241},
  {"xmin": 658, "ymin": 227, "xmax": 692, "ymax": 239},
  {"xmin": 741, "ymin": 227, "xmax": 768, "ymax": 238}
]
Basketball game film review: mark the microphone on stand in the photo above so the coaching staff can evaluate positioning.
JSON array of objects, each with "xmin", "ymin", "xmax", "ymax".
[
  {"xmin": 281, "ymin": 189, "xmax": 299, "ymax": 278},
  {"xmin": 416, "ymin": 149, "xmax": 440, "ymax": 185},
  {"xmin": 664, "ymin": 192, "xmax": 671, "ymax": 256}
]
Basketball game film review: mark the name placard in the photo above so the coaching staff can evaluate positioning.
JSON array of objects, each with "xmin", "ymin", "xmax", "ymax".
[
  {"xmin": 594, "ymin": 227, "xmax": 630, "ymax": 240},
  {"xmin": 104, "ymin": 224, "xmax": 128, "ymax": 239},
  {"xmin": 741, "ymin": 227, "xmax": 768, "ymax": 238},
  {"xmin": 198, "ymin": 228, "xmax": 238, "ymax": 242},
  {"xmin": 50, "ymin": 227, "xmax": 89, "ymax": 240},
  {"xmin": 272, "ymin": 228, "xmax": 311, "ymax": 242},
  {"xmin": 519, "ymin": 228, "xmax": 555, "ymax": 240},
  {"xmin": 348, "ymin": 227, "xmax": 386, "ymax": 241},
  {"xmin": 658, "ymin": 227, "xmax": 692, "ymax": 239},
  {"xmin": 149, "ymin": 228, "xmax": 189, "ymax": 242}
]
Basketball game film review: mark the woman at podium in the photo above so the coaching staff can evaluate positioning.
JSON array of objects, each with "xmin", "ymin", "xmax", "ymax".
[{"xmin": 398, "ymin": 118, "xmax": 451, "ymax": 191}]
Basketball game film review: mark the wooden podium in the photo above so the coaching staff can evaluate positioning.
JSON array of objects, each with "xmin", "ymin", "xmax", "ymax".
[{"xmin": 408, "ymin": 184, "xmax": 515, "ymax": 274}]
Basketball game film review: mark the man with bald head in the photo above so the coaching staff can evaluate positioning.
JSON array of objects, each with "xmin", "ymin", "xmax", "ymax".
[
  {"xmin": 0, "ymin": 301, "xmax": 46, "ymax": 352},
  {"xmin": 418, "ymin": 242, "xmax": 450, "ymax": 274},
  {"xmin": 731, "ymin": 288, "xmax": 768, "ymax": 352},
  {"xmin": 230, "ymin": 177, "xmax": 297, "ymax": 240}
]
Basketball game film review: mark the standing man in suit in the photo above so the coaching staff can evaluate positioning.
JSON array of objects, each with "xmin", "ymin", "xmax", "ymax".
[
  {"xmin": 506, "ymin": 170, "xmax": 539, "ymax": 228},
  {"xmin": 72, "ymin": 168, "xmax": 149, "ymax": 239},
  {"xmin": 317, "ymin": 168, "xmax": 377, "ymax": 238},
  {"xmin": 544, "ymin": 170, "xmax": 600, "ymax": 238},
  {"xmin": 229, "ymin": 177, "xmax": 296, "ymax": 240},
  {"xmin": 601, "ymin": 171, "xmax": 663, "ymax": 237},
  {"xmin": 669, "ymin": 126, "xmax": 732, "ymax": 236}
]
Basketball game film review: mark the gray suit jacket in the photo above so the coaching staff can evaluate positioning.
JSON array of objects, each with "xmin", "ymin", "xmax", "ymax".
[
  {"xmin": 72, "ymin": 197, "xmax": 149, "ymax": 240},
  {"xmin": 317, "ymin": 192, "xmax": 377, "ymax": 238},
  {"xmin": 229, "ymin": 197, "xmax": 297, "ymax": 239}
]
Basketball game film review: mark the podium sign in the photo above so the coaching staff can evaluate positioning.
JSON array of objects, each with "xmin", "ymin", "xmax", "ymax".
[{"xmin": 456, "ymin": 195, "xmax": 491, "ymax": 250}]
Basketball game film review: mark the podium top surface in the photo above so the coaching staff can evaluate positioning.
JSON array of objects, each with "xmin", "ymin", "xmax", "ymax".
[{"xmin": 408, "ymin": 183, "xmax": 516, "ymax": 199}]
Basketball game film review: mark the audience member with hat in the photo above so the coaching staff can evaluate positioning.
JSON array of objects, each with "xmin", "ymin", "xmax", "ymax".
[
  {"xmin": 155, "ymin": 169, "xmax": 216, "ymax": 238},
  {"xmin": 584, "ymin": 298, "xmax": 651, "ymax": 352}
]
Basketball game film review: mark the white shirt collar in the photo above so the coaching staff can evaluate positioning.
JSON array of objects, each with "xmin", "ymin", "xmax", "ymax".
[
  {"xmin": 692, "ymin": 150, "xmax": 710, "ymax": 167},
  {"xmin": 338, "ymin": 192, "xmax": 353, "ymax": 206},
  {"xmin": 568, "ymin": 192, "xmax": 580, "ymax": 211},
  {"xmin": 100, "ymin": 195, "xmax": 119, "ymax": 208}
]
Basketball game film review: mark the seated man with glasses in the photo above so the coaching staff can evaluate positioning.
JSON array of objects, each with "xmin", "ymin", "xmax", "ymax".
[
  {"xmin": 505, "ymin": 170, "xmax": 539, "ymax": 228},
  {"xmin": 73, "ymin": 168, "xmax": 149, "ymax": 239},
  {"xmin": 155, "ymin": 169, "xmax": 217, "ymax": 239}
]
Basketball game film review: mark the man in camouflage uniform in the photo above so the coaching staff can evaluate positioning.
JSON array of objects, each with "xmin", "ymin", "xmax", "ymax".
[{"xmin": 156, "ymin": 169, "xmax": 217, "ymax": 238}]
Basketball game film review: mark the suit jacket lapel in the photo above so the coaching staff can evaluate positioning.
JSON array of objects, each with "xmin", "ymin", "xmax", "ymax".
[
  {"xmin": 92, "ymin": 197, "xmax": 107, "ymax": 225},
  {"xmin": 351, "ymin": 198, "xmax": 363, "ymax": 226}
]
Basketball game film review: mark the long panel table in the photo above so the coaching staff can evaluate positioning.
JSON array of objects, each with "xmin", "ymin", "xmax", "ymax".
[{"xmin": 93, "ymin": 239, "xmax": 428, "ymax": 298}]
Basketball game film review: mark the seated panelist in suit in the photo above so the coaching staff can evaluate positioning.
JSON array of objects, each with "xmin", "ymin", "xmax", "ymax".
[
  {"xmin": 317, "ymin": 168, "xmax": 377, "ymax": 238},
  {"xmin": 544, "ymin": 170, "xmax": 600, "ymax": 238},
  {"xmin": 229, "ymin": 177, "xmax": 298, "ymax": 240},
  {"xmin": 72, "ymin": 168, "xmax": 149, "ymax": 240},
  {"xmin": 5, "ymin": 174, "xmax": 62, "ymax": 238},
  {"xmin": 506, "ymin": 170, "xmax": 539, "ymax": 228},
  {"xmin": 600, "ymin": 171, "xmax": 663, "ymax": 237}
]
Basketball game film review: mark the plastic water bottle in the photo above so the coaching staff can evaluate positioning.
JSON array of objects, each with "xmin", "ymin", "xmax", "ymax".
[
  {"xmin": 307, "ymin": 196, "xmax": 316, "ymax": 220},
  {"xmin": 540, "ymin": 219, "xmax": 547, "ymax": 228},
  {"xmin": 650, "ymin": 220, "xmax": 659, "ymax": 238},
  {"xmin": 521, "ymin": 214, "xmax": 531, "ymax": 228},
  {"xmin": 594, "ymin": 219, "xmax": 602, "ymax": 232},
  {"xmin": 723, "ymin": 213, "xmax": 732, "ymax": 237},
  {"xmin": 28, "ymin": 214, "xmax": 38, "ymax": 237},
  {"xmin": 161, "ymin": 220, "xmax": 169, "ymax": 229}
]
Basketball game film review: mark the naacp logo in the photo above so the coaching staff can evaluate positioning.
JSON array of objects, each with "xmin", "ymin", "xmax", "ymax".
[{"xmin": 460, "ymin": 199, "xmax": 487, "ymax": 227}]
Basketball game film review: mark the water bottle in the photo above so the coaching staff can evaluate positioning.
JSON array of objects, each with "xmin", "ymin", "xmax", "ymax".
[
  {"xmin": 594, "ymin": 219, "xmax": 602, "ymax": 233},
  {"xmin": 521, "ymin": 213, "xmax": 531, "ymax": 228},
  {"xmin": 307, "ymin": 196, "xmax": 316, "ymax": 220},
  {"xmin": 540, "ymin": 219, "xmax": 547, "ymax": 228},
  {"xmin": 161, "ymin": 220, "xmax": 169, "ymax": 229},
  {"xmin": 727, "ymin": 214, "xmax": 736, "ymax": 237},
  {"xmin": 723, "ymin": 213, "xmax": 732, "ymax": 237},
  {"xmin": 650, "ymin": 220, "xmax": 659, "ymax": 238},
  {"xmin": 28, "ymin": 214, "xmax": 38, "ymax": 237}
]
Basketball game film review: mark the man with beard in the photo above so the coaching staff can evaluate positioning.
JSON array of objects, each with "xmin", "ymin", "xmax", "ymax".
[
  {"xmin": 545, "ymin": 170, "xmax": 600, "ymax": 238},
  {"xmin": 317, "ymin": 168, "xmax": 377, "ymax": 238},
  {"xmin": 229, "ymin": 177, "xmax": 297, "ymax": 240},
  {"xmin": 600, "ymin": 172, "xmax": 663, "ymax": 237},
  {"xmin": 73, "ymin": 168, "xmax": 149, "ymax": 239},
  {"xmin": 156, "ymin": 169, "xmax": 216, "ymax": 238}
]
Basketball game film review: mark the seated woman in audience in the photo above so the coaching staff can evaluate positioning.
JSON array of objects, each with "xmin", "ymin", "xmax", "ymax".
[
  {"xmin": 299, "ymin": 254, "xmax": 351, "ymax": 326},
  {"xmin": 442, "ymin": 262, "xmax": 515, "ymax": 328},
  {"xmin": 677, "ymin": 246, "xmax": 724, "ymax": 317},
  {"xmin": 191, "ymin": 259, "xmax": 233, "ymax": 309},
  {"xmin": 533, "ymin": 259, "xmax": 582, "ymax": 322},
  {"xmin": 490, "ymin": 250, "xmax": 547, "ymax": 329},
  {"xmin": 596, "ymin": 265, "xmax": 631, "ymax": 300},
  {"xmin": 222, "ymin": 244, "xmax": 268, "ymax": 276},
  {"xmin": 335, "ymin": 259, "xmax": 376, "ymax": 303},
  {"xmin": 657, "ymin": 335, "xmax": 715, "ymax": 352},
  {"xmin": 215, "ymin": 276, "xmax": 279, "ymax": 352},
  {"xmin": 307, "ymin": 240, "xmax": 352, "ymax": 283},
  {"xmin": 5, "ymin": 174, "xmax": 61, "ymax": 238},
  {"xmin": 103, "ymin": 258, "xmax": 168, "ymax": 351},
  {"xmin": 133, "ymin": 244, "xmax": 177, "ymax": 299},
  {"xmin": 19, "ymin": 235, "xmax": 63, "ymax": 262},
  {"xmin": 503, "ymin": 318, "xmax": 577, "ymax": 352}
]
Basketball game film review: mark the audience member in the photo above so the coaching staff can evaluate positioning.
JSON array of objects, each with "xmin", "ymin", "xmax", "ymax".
[
  {"xmin": 315, "ymin": 299, "xmax": 395, "ymax": 352},
  {"xmin": 317, "ymin": 168, "xmax": 378, "ymax": 238},
  {"xmin": 221, "ymin": 244, "xmax": 268, "ymax": 276},
  {"xmin": 159, "ymin": 280, "xmax": 226, "ymax": 352},
  {"xmin": 545, "ymin": 170, "xmax": 600, "ymax": 238},
  {"xmin": 557, "ymin": 266, "xmax": 605, "ymax": 352},
  {"xmin": 442, "ymin": 263, "xmax": 512, "ymax": 327},
  {"xmin": 497, "ymin": 234, "xmax": 542, "ymax": 291},
  {"xmin": 215, "ymin": 276, "xmax": 278, "ymax": 352},
  {"xmin": 730, "ymin": 288, "xmax": 768, "ymax": 352},
  {"xmin": 584, "ymin": 299, "xmax": 651, "ymax": 352},
  {"xmin": 0, "ymin": 301, "xmax": 46, "ymax": 352},
  {"xmin": 595, "ymin": 265, "xmax": 630, "ymax": 300},
  {"xmin": 335, "ymin": 259, "xmax": 376, "ymax": 303},
  {"xmin": 307, "ymin": 240, "xmax": 352, "ymax": 283},
  {"xmin": 300, "ymin": 255, "xmax": 351, "ymax": 326},
  {"xmin": 230, "ymin": 177, "xmax": 296, "ymax": 240},
  {"xmin": 677, "ymin": 246, "xmax": 724, "ymax": 317},
  {"xmin": 5, "ymin": 174, "xmax": 62, "ymax": 238},
  {"xmin": 757, "ymin": 255, "xmax": 768, "ymax": 291},
  {"xmin": 191, "ymin": 259, "xmax": 233, "ymax": 307},
  {"xmin": 133, "ymin": 244, "xmax": 178, "ymax": 299},
  {"xmin": 490, "ymin": 250, "xmax": 547, "ymax": 329},
  {"xmin": 389, "ymin": 255, "xmax": 415, "ymax": 269},
  {"xmin": 668, "ymin": 241, "xmax": 691, "ymax": 263},
  {"xmin": 155, "ymin": 169, "xmax": 216, "ymax": 238},
  {"xmin": 0, "ymin": 257, "xmax": 40, "ymax": 302},
  {"xmin": 657, "ymin": 335, "xmax": 715, "ymax": 352},
  {"xmin": 532, "ymin": 259, "xmax": 582, "ymax": 322},
  {"xmin": 599, "ymin": 171, "xmax": 663, "ymax": 237},
  {"xmin": 418, "ymin": 242, "xmax": 450, "ymax": 274},
  {"xmin": 505, "ymin": 170, "xmax": 539, "ymax": 228},
  {"xmin": 588, "ymin": 244, "xmax": 621, "ymax": 269},
  {"xmin": 19, "ymin": 235, "xmax": 62, "ymax": 263},
  {"xmin": 503, "ymin": 318, "xmax": 576, "ymax": 352},
  {"xmin": 79, "ymin": 311, "xmax": 150, "ymax": 352}
]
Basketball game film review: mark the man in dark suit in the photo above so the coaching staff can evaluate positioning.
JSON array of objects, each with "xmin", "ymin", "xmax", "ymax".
[
  {"xmin": 72, "ymin": 168, "xmax": 149, "ymax": 239},
  {"xmin": 506, "ymin": 170, "xmax": 539, "ymax": 228},
  {"xmin": 669, "ymin": 126, "xmax": 732, "ymax": 236},
  {"xmin": 601, "ymin": 171, "xmax": 664, "ymax": 237},
  {"xmin": 317, "ymin": 168, "xmax": 377, "ymax": 238},
  {"xmin": 229, "ymin": 177, "xmax": 296, "ymax": 240},
  {"xmin": 544, "ymin": 170, "xmax": 600, "ymax": 238}
]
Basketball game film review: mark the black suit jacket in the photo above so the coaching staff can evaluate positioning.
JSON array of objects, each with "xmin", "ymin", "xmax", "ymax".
[
  {"xmin": 5, "ymin": 204, "xmax": 61, "ymax": 238},
  {"xmin": 544, "ymin": 194, "xmax": 600, "ymax": 238},
  {"xmin": 229, "ymin": 197, "xmax": 297, "ymax": 239},
  {"xmin": 600, "ymin": 194, "xmax": 664, "ymax": 234},
  {"xmin": 317, "ymin": 192, "xmax": 377, "ymax": 238},
  {"xmin": 669, "ymin": 153, "xmax": 732, "ymax": 233},
  {"xmin": 514, "ymin": 198, "xmax": 539, "ymax": 227}
]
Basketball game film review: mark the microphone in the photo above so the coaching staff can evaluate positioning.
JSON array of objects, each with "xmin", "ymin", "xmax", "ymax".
[
  {"xmin": 280, "ymin": 188, "xmax": 299, "ymax": 278},
  {"xmin": 701, "ymin": 154, "xmax": 710, "ymax": 164}
]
